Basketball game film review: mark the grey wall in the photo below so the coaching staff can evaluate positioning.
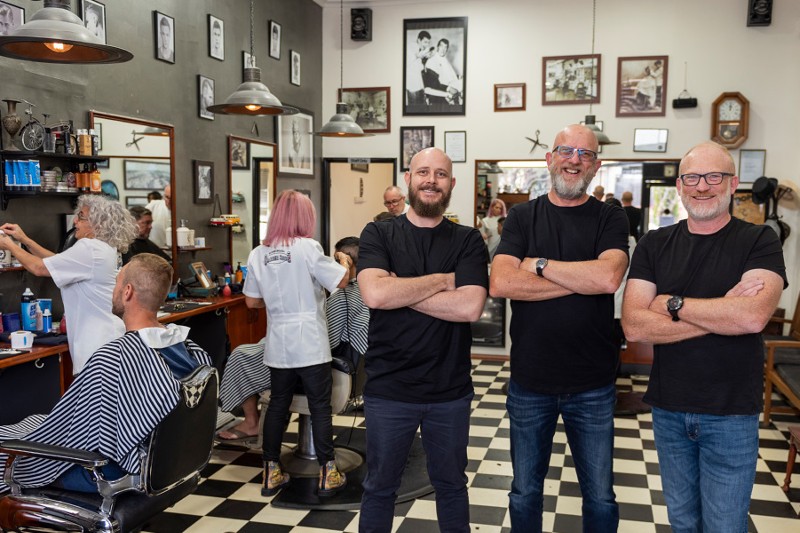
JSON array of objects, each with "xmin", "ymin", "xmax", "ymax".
[{"xmin": 0, "ymin": 0, "xmax": 322, "ymax": 314}]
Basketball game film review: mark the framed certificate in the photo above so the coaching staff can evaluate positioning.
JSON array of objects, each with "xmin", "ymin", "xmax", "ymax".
[
  {"xmin": 738, "ymin": 149, "xmax": 766, "ymax": 183},
  {"xmin": 444, "ymin": 130, "xmax": 466, "ymax": 163}
]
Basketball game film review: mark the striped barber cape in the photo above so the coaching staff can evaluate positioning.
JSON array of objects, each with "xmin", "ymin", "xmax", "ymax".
[{"xmin": 0, "ymin": 331, "xmax": 211, "ymax": 492}]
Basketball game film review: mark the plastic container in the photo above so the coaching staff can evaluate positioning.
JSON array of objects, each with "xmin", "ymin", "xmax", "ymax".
[
  {"xmin": 42, "ymin": 309, "xmax": 52, "ymax": 333},
  {"xmin": 20, "ymin": 288, "xmax": 38, "ymax": 332}
]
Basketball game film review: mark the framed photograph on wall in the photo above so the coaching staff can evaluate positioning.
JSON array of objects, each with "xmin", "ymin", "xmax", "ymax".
[
  {"xmin": 494, "ymin": 83, "xmax": 526, "ymax": 111},
  {"xmin": 0, "ymin": 1, "xmax": 25, "ymax": 35},
  {"xmin": 276, "ymin": 108, "xmax": 314, "ymax": 177},
  {"xmin": 230, "ymin": 138, "xmax": 250, "ymax": 169},
  {"xmin": 125, "ymin": 196, "xmax": 148, "ymax": 208},
  {"xmin": 208, "ymin": 14, "xmax": 224, "ymax": 61},
  {"xmin": 738, "ymin": 149, "xmax": 766, "ymax": 183},
  {"xmin": 290, "ymin": 50, "xmax": 301, "ymax": 86},
  {"xmin": 338, "ymin": 87, "xmax": 391, "ymax": 133},
  {"xmin": 193, "ymin": 160, "xmax": 214, "ymax": 204},
  {"xmin": 633, "ymin": 128, "xmax": 668, "ymax": 152},
  {"xmin": 269, "ymin": 20, "xmax": 281, "ymax": 60},
  {"xmin": 403, "ymin": 17, "xmax": 467, "ymax": 116},
  {"xmin": 123, "ymin": 160, "xmax": 171, "ymax": 190},
  {"xmin": 444, "ymin": 130, "xmax": 466, "ymax": 163},
  {"xmin": 81, "ymin": 0, "xmax": 105, "ymax": 44},
  {"xmin": 153, "ymin": 11, "xmax": 175, "ymax": 64},
  {"xmin": 616, "ymin": 55, "xmax": 668, "ymax": 117},
  {"xmin": 542, "ymin": 54, "xmax": 600, "ymax": 105},
  {"xmin": 242, "ymin": 50, "xmax": 255, "ymax": 69},
  {"xmin": 198, "ymin": 75, "xmax": 214, "ymax": 120},
  {"xmin": 400, "ymin": 126, "xmax": 434, "ymax": 171}
]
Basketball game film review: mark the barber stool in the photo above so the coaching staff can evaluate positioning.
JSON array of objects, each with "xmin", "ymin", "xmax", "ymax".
[{"xmin": 783, "ymin": 426, "xmax": 800, "ymax": 498}]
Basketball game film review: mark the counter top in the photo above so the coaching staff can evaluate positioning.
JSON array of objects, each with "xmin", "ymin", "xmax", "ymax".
[
  {"xmin": 158, "ymin": 293, "xmax": 247, "ymax": 323},
  {"xmin": 0, "ymin": 342, "xmax": 69, "ymax": 370}
]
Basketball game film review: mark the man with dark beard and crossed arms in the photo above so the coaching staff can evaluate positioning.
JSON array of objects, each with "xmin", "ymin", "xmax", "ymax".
[{"xmin": 357, "ymin": 147, "xmax": 488, "ymax": 532}]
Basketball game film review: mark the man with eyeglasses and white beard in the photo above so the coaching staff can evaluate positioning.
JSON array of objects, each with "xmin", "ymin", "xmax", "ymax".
[
  {"xmin": 490, "ymin": 124, "xmax": 629, "ymax": 532},
  {"xmin": 622, "ymin": 141, "xmax": 786, "ymax": 532}
]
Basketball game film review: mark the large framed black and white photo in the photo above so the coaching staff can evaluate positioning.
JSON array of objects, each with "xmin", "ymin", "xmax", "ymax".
[
  {"xmin": 338, "ymin": 87, "xmax": 391, "ymax": 133},
  {"xmin": 616, "ymin": 56, "xmax": 668, "ymax": 117},
  {"xmin": 230, "ymin": 138, "xmax": 250, "ymax": 170},
  {"xmin": 542, "ymin": 54, "xmax": 600, "ymax": 105},
  {"xmin": 269, "ymin": 20, "xmax": 281, "ymax": 60},
  {"xmin": 207, "ymin": 14, "xmax": 224, "ymax": 61},
  {"xmin": 290, "ymin": 50, "xmax": 301, "ymax": 86},
  {"xmin": 80, "ymin": 0, "xmax": 105, "ymax": 44},
  {"xmin": 198, "ymin": 75, "xmax": 214, "ymax": 120},
  {"xmin": 399, "ymin": 126, "xmax": 434, "ymax": 171},
  {"xmin": 403, "ymin": 17, "xmax": 467, "ymax": 116},
  {"xmin": 276, "ymin": 108, "xmax": 314, "ymax": 177},
  {"xmin": 153, "ymin": 11, "xmax": 175, "ymax": 64},
  {"xmin": 0, "ymin": 1, "xmax": 25, "ymax": 36},
  {"xmin": 193, "ymin": 160, "xmax": 213, "ymax": 204}
]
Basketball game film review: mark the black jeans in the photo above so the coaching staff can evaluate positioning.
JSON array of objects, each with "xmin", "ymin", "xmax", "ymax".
[{"xmin": 262, "ymin": 362, "xmax": 334, "ymax": 465}]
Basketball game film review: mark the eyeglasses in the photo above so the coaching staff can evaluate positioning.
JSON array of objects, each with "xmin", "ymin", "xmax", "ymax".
[
  {"xmin": 384, "ymin": 198, "xmax": 403, "ymax": 207},
  {"xmin": 552, "ymin": 145, "xmax": 598, "ymax": 162},
  {"xmin": 679, "ymin": 172, "xmax": 733, "ymax": 186}
]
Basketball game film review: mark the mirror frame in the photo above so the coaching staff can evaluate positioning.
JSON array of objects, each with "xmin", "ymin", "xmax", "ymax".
[
  {"xmin": 227, "ymin": 135, "xmax": 276, "ymax": 266},
  {"xmin": 89, "ymin": 111, "xmax": 177, "ymax": 273}
]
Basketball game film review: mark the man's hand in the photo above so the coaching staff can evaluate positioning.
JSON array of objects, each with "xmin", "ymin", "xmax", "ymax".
[{"xmin": 726, "ymin": 277, "xmax": 764, "ymax": 298}]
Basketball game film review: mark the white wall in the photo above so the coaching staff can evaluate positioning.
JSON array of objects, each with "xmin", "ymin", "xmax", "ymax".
[{"xmin": 321, "ymin": 0, "xmax": 800, "ymax": 328}]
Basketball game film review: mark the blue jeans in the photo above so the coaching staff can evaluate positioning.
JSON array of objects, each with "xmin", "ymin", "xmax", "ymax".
[
  {"xmin": 359, "ymin": 393, "xmax": 473, "ymax": 533},
  {"xmin": 652, "ymin": 407, "xmax": 759, "ymax": 533},
  {"xmin": 507, "ymin": 380, "xmax": 618, "ymax": 533}
]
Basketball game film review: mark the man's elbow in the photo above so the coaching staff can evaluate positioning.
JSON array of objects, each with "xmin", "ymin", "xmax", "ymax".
[
  {"xmin": 620, "ymin": 316, "xmax": 646, "ymax": 343},
  {"xmin": 488, "ymin": 277, "xmax": 508, "ymax": 299}
]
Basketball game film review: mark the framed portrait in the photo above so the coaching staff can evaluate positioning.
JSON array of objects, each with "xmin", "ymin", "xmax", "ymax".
[
  {"xmin": 494, "ymin": 83, "xmax": 526, "ymax": 111},
  {"xmin": 208, "ymin": 14, "xmax": 224, "ymax": 61},
  {"xmin": 198, "ymin": 75, "xmax": 214, "ymax": 120},
  {"xmin": 351, "ymin": 8, "xmax": 372, "ymax": 41},
  {"xmin": 399, "ymin": 126, "xmax": 434, "ymax": 171},
  {"xmin": 230, "ymin": 138, "xmax": 250, "ymax": 170},
  {"xmin": 616, "ymin": 56, "xmax": 668, "ymax": 117},
  {"xmin": 633, "ymin": 128, "xmax": 668, "ymax": 152},
  {"xmin": 276, "ymin": 108, "xmax": 314, "ymax": 177},
  {"xmin": 542, "ymin": 54, "xmax": 600, "ymax": 105},
  {"xmin": 269, "ymin": 20, "xmax": 281, "ymax": 60},
  {"xmin": 338, "ymin": 87, "xmax": 391, "ymax": 133},
  {"xmin": 290, "ymin": 50, "xmax": 301, "ymax": 86},
  {"xmin": 0, "ymin": 1, "xmax": 25, "ymax": 36},
  {"xmin": 738, "ymin": 149, "xmax": 766, "ymax": 183},
  {"xmin": 444, "ymin": 130, "xmax": 466, "ymax": 163},
  {"xmin": 125, "ymin": 196, "xmax": 148, "ymax": 208},
  {"xmin": 80, "ymin": 0, "xmax": 105, "ymax": 44},
  {"xmin": 403, "ymin": 17, "xmax": 467, "ymax": 116},
  {"xmin": 123, "ymin": 160, "xmax": 171, "ymax": 190},
  {"xmin": 193, "ymin": 160, "xmax": 214, "ymax": 204},
  {"xmin": 242, "ymin": 50, "xmax": 255, "ymax": 69},
  {"xmin": 153, "ymin": 11, "xmax": 175, "ymax": 64}
]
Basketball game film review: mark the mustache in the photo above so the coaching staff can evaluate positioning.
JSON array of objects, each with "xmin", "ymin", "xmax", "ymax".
[{"xmin": 417, "ymin": 185, "xmax": 442, "ymax": 192}]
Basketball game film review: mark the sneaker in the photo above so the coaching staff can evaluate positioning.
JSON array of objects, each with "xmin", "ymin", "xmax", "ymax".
[
  {"xmin": 262, "ymin": 460, "xmax": 290, "ymax": 496},
  {"xmin": 318, "ymin": 460, "xmax": 347, "ymax": 497}
]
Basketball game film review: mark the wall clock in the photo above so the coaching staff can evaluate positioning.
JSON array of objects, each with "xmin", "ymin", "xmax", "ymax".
[{"xmin": 711, "ymin": 92, "xmax": 749, "ymax": 149}]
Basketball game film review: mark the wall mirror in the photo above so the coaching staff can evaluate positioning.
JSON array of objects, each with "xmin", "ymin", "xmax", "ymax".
[
  {"xmin": 228, "ymin": 136, "xmax": 276, "ymax": 267},
  {"xmin": 89, "ymin": 111, "xmax": 176, "ymax": 271}
]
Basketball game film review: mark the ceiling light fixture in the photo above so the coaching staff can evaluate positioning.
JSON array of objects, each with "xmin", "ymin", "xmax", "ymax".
[
  {"xmin": 583, "ymin": 0, "xmax": 618, "ymax": 146},
  {"xmin": 207, "ymin": 0, "xmax": 296, "ymax": 116},
  {"xmin": 316, "ymin": 0, "xmax": 372, "ymax": 137},
  {"xmin": 0, "ymin": 0, "xmax": 133, "ymax": 64}
]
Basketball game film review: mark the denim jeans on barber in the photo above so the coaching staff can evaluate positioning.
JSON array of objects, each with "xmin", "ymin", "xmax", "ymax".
[
  {"xmin": 507, "ymin": 380, "xmax": 618, "ymax": 533},
  {"xmin": 652, "ymin": 407, "xmax": 759, "ymax": 533},
  {"xmin": 263, "ymin": 362, "xmax": 334, "ymax": 465},
  {"xmin": 359, "ymin": 393, "xmax": 473, "ymax": 533}
]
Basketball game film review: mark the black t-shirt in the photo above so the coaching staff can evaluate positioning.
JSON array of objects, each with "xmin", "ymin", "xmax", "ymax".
[
  {"xmin": 357, "ymin": 215, "xmax": 488, "ymax": 403},
  {"xmin": 121, "ymin": 238, "xmax": 171, "ymax": 265},
  {"xmin": 624, "ymin": 205, "xmax": 642, "ymax": 240},
  {"xmin": 629, "ymin": 218, "xmax": 787, "ymax": 415},
  {"xmin": 496, "ymin": 195, "xmax": 630, "ymax": 394}
]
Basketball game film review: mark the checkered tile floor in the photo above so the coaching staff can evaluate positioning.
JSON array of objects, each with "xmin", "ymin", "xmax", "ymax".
[{"xmin": 142, "ymin": 360, "xmax": 800, "ymax": 532}]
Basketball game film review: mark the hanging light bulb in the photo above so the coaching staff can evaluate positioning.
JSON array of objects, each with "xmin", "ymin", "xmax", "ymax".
[
  {"xmin": 582, "ymin": 0, "xmax": 618, "ymax": 146},
  {"xmin": 0, "ymin": 0, "xmax": 132, "ymax": 64},
  {"xmin": 316, "ymin": 0, "xmax": 373, "ymax": 137},
  {"xmin": 207, "ymin": 1, "xmax": 297, "ymax": 116}
]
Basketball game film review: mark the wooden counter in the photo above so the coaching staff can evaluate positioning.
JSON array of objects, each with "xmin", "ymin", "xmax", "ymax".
[{"xmin": 0, "ymin": 343, "xmax": 69, "ymax": 425}]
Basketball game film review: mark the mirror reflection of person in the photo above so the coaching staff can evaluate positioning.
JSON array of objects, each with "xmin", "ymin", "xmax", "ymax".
[
  {"xmin": 157, "ymin": 15, "xmax": 174, "ymax": 62},
  {"xmin": 122, "ymin": 206, "xmax": 171, "ymax": 265},
  {"xmin": 0, "ymin": 5, "xmax": 15, "ymax": 36},
  {"xmin": 287, "ymin": 119, "xmax": 309, "ymax": 169},
  {"xmin": 145, "ymin": 185, "xmax": 171, "ymax": 248},
  {"xmin": 84, "ymin": 3, "xmax": 104, "ymax": 41},
  {"xmin": 210, "ymin": 19, "xmax": 223, "ymax": 59}
]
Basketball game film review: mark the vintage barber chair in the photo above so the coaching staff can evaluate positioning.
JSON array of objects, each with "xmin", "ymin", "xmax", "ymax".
[{"xmin": 0, "ymin": 365, "xmax": 218, "ymax": 533}]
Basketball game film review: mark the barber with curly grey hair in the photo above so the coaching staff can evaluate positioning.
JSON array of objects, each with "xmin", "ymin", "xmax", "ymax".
[{"xmin": 0, "ymin": 194, "xmax": 138, "ymax": 374}]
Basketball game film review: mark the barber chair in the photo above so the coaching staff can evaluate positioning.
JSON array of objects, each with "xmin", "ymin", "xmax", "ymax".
[{"xmin": 0, "ymin": 366, "xmax": 218, "ymax": 533}]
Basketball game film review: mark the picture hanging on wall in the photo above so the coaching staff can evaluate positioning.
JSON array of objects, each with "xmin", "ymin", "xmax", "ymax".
[
  {"xmin": 153, "ymin": 11, "xmax": 175, "ymax": 64},
  {"xmin": 193, "ymin": 160, "xmax": 214, "ymax": 204},
  {"xmin": 541, "ymin": 54, "xmax": 600, "ymax": 105},
  {"xmin": 633, "ymin": 128, "xmax": 668, "ymax": 152},
  {"xmin": 269, "ymin": 20, "xmax": 281, "ymax": 60},
  {"xmin": 230, "ymin": 138, "xmax": 250, "ymax": 170},
  {"xmin": 616, "ymin": 55, "xmax": 668, "ymax": 117},
  {"xmin": 208, "ymin": 14, "xmax": 224, "ymax": 61},
  {"xmin": 338, "ymin": 87, "xmax": 391, "ymax": 133},
  {"xmin": 290, "ymin": 50, "xmax": 301, "ymax": 86},
  {"xmin": 276, "ymin": 107, "xmax": 314, "ymax": 177},
  {"xmin": 125, "ymin": 196, "xmax": 148, "ymax": 208},
  {"xmin": 494, "ymin": 83, "xmax": 526, "ymax": 111},
  {"xmin": 242, "ymin": 50, "xmax": 255, "ymax": 69},
  {"xmin": 400, "ymin": 126, "xmax": 434, "ymax": 171},
  {"xmin": 0, "ymin": 2, "xmax": 25, "ymax": 35},
  {"xmin": 123, "ymin": 160, "xmax": 171, "ymax": 190},
  {"xmin": 198, "ymin": 75, "xmax": 215, "ymax": 120},
  {"xmin": 402, "ymin": 17, "xmax": 467, "ymax": 116},
  {"xmin": 81, "ymin": 0, "xmax": 105, "ymax": 44}
]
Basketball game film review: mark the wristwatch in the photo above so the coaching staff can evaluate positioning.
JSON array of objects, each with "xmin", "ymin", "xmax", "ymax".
[
  {"xmin": 535, "ymin": 258, "xmax": 548, "ymax": 277},
  {"xmin": 667, "ymin": 295, "xmax": 684, "ymax": 322}
]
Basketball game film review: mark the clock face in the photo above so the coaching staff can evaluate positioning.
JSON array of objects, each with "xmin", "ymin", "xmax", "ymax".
[{"xmin": 718, "ymin": 99, "xmax": 742, "ymax": 121}]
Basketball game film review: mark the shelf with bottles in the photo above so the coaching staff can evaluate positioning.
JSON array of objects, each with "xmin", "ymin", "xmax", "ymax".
[{"xmin": 1, "ymin": 157, "xmax": 107, "ymax": 210}]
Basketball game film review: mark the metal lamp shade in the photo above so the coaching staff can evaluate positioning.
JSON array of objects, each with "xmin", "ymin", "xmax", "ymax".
[
  {"xmin": 207, "ymin": 68, "xmax": 298, "ymax": 116},
  {"xmin": 583, "ymin": 115, "xmax": 619, "ymax": 146},
  {"xmin": 0, "ymin": 0, "xmax": 133, "ymax": 64},
  {"xmin": 317, "ymin": 103, "xmax": 373, "ymax": 137}
]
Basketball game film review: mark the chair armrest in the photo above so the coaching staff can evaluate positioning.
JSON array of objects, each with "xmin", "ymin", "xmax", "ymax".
[
  {"xmin": 0, "ymin": 439, "xmax": 109, "ymax": 469},
  {"xmin": 763, "ymin": 339, "xmax": 800, "ymax": 349},
  {"xmin": 331, "ymin": 356, "xmax": 355, "ymax": 375},
  {"xmin": 768, "ymin": 316, "xmax": 792, "ymax": 325}
]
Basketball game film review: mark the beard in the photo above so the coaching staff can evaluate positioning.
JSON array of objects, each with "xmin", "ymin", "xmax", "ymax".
[
  {"xmin": 408, "ymin": 182, "xmax": 452, "ymax": 218},
  {"xmin": 111, "ymin": 290, "xmax": 124, "ymax": 319},
  {"xmin": 549, "ymin": 162, "xmax": 594, "ymax": 200},
  {"xmin": 680, "ymin": 180, "xmax": 731, "ymax": 222}
]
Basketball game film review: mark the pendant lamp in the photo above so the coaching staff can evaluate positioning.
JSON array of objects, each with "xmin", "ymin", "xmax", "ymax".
[
  {"xmin": 316, "ymin": 0, "xmax": 372, "ymax": 137},
  {"xmin": 583, "ymin": 0, "xmax": 618, "ymax": 146},
  {"xmin": 207, "ymin": 0, "xmax": 296, "ymax": 116},
  {"xmin": 0, "ymin": 0, "xmax": 132, "ymax": 64}
]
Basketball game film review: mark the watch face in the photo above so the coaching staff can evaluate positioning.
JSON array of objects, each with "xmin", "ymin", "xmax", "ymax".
[{"xmin": 718, "ymin": 99, "xmax": 742, "ymax": 121}]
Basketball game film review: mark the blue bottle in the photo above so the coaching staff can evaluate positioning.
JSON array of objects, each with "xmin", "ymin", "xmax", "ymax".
[{"xmin": 20, "ymin": 287, "xmax": 38, "ymax": 332}]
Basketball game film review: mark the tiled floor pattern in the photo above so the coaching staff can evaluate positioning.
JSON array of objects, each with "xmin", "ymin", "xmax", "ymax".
[{"xmin": 142, "ymin": 360, "xmax": 800, "ymax": 532}]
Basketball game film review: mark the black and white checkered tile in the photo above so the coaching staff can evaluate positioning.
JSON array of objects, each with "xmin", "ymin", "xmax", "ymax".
[{"xmin": 142, "ymin": 360, "xmax": 800, "ymax": 532}]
